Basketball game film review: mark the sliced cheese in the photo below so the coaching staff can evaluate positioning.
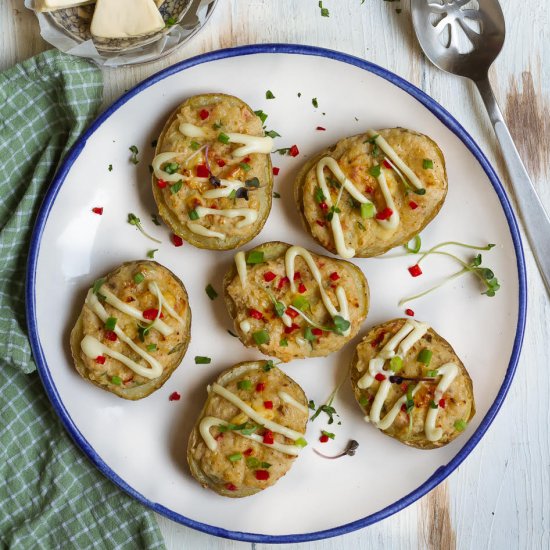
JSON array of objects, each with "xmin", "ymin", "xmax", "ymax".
[
  {"xmin": 90, "ymin": 0, "xmax": 165, "ymax": 39},
  {"xmin": 35, "ymin": 0, "xmax": 95, "ymax": 11}
]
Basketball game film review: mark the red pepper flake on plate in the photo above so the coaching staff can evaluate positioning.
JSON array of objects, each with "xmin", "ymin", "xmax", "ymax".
[
  {"xmin": 405, "ymin": 308, "xmax": 415, "ymax": 317},
  {"xmin": 408, "ymin": 264, "xmax": 422, "ymax": 277},
  {"xmin": 277, "ymin": 276, "xmax": 289, "ymax": 290},
  {"xmin": 169, "ymin": 391, "xmax": 181, "ymax": 401},
  {"xmin": 243, "ymin": 448, "xmax": 253, "ymax": 456},
  {"xmin": 439, "ymin": 398, "xmax": 446, "ymax": 408},
  {"xmin": 316, "ymin": 126, "xmax": 326, "ymax": 131},
  {"xmin": 285, "ymin": 308, "xmax": 298, "ymax": 318},
  {"xmin": 172, "ymin": 234, "xmax": 183, "ymax": 247},
  {"xmin": 329, "ymin": 271, "xmax": 340, "ymax": 281},
  {"xmin": 311, "ymin": 328, "xmax": 323, "ymax": 336},
  {"xmin": 284, "ymin": 323, "xmax": 299, "ymax": 334},
  {"xmin": 92, "ymin": 207, "xmax": 103, "ymax": 215},
  {"xmin": 289, "ymin": 144, "xmax": 299, "ymax": 157},
  {"xmin": 319, "ymin": 434, "xmax": 329, "ymax": 443},
  {"xmin": 272, "ymin": 166, "xmax": 280, "ymax": 175}
]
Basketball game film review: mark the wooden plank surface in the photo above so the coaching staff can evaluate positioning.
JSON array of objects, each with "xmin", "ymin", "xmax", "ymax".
[{"xmin": 1, "ymin": 1, "xmax": 549, "ymax": 548}]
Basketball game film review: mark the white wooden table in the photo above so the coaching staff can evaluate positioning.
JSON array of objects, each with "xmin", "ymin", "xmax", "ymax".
[{"xmin": 2, "ymin": 1, "xmax": 549, "ymax": 548}]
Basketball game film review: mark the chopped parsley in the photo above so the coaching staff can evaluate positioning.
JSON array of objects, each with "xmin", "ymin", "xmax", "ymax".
[
  {"xmin": 265, "ymin": 129, "xmax": 281, "ymax": 138},
  {"xmin": 265, "ymin": 90, "xmax": 275, "ymax": 99},
  {"xmin": 205, "ymin": 284, "xmax": 218, "ymax": 300},
  {"xmin": 318, "ymin": 1, "xmax": 329, "ymax": 16},
  {"xmin": 262, "ymin": 360, "xmax": 275, "ymax": 372},
  {"xmin": 151, "ymin": 213, "xmax": 161, "ymax": 226},
  {"xmin": 129, "ymin": 145, "xmax": 139, "ymax": 164},
  {"xmin": 312, "ymin": 97, "xmax": 319, "ymax": 108},
  {"xmin": 423, "ymin": 158, "xmax": 434, "ymax": 169},
  {"xmin": 108, "ymin": 164, "xmax": 112, "ymax": 172},
  {"xmin": 146, "ymin": 249, "xmax": 158, "ymax": 259},
  {"xmin": 273, "ymin": 191, "xmax": 281, "ymax": 199},
  {"xmin": 195, "ymin": 356, "xmax": 211, "ymax": 364},
  {"xmin": 254, "ymin": 109, "xmax": 268, "ymax": 124},
  {"xmin": 170, "ymin": 180, "xmax": 183, "ymax": 194}
]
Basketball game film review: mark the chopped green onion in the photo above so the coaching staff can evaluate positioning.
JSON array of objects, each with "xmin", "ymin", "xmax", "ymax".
[
  {"xmin": 359, "ymin": 395, "xmax": 369, "ymax": 406},
  {"xmin": 322, "ymin": 430, "xmax": 335, "ymax": 439},
  {"xmin": 314, "ymin": 186, "xmax": 326, "ymax": 204},
  {"xmin": 240, "ymin": 162, "xmax": 251, "ymax": 172},
  {"xmin": 228, "ymin": 453, "xmax": 242, "ymax": 462},
  {"xmin": 273, "ymin": 301, "xmax": 285, "ymax": 317},
  {"xmin": 332, "ymin": 315, "xmax": 350, "ymax": 335},
  {"xmin": 252, "ymin": 329, "xmax": 270, "ymax": 345},
  {"xmin": 454, "ymin": 419, "xmax": 467, "ymax": 431},
  {"xmin": 361, "ymin": 203, "xmax": 375, "ymax": 219},
  {"xmin": 190, "ymin": 141, "xmax": 200, "ymax": 150},
  {"xmin": 423, "ymin": 158, "xmax": 434, "ymax": 169},
  {"xmin": 228, "ymin": 189, "xmax": 236, "ymax": 199},
  {"xmin": 129, "ymin": 145, "xmax": 139, "ymax": 164},
  {"xmin": 164, "ymin": 162, "xmax": 179, "ymax": 174},
  {"xmin": 237, "ymin": 379, "xmax": 252, "ymax": 390},
  {"xmin": 146, "ymin": 344, "xmax": 157, "ymax": 352},
  {"xmin": 312, "ymin": 97, "xmax": 318, "ymax": 108},
  {"xmin": 265, "ymin": 129, "xmax": 280, "ymax": 138},
  {"xmin": 417, "ymin": 349, "xmax": 433, "ymax": 366},
  {"xmin": 405, "ymin": 235, "xmax": 422, "ymax": 254},
  {"xmin": 262, "ymin": 360, "xmax": 275, "ymax": 372},
  {"xmin": 111, "ymin": 375, "xmax": 122, "ymax": 385},
  {"xmin": 308, "ymin": 400, "xmax": 316, "ymax": 410},
  {"xmin": 205, "ymin": 284, "xmax": 218, "ymax": 300},
  {"xmin": 369, "ymin": 164, "xmax": 381, "ymax": 178},
  {"xmin": 426, "ymin": 369, "xmax": 439, "ymax": 377},
  {"xmin": 189, "ymin": 209, "xmax": 199, "ymax": 221},
  {"xmin": 195, "ymin": 356, "xmax": 211, "ymax": 364},
  {"xmin": 273, "ymin": 192, "xmax": 281, "ymax": 199},
  {"xmin": 279, "ymin": 338, "xmax": 288, "ymax": 347},
  {"xmin": 92, "ymin": 278, "xmax": 105, "ymax": 295},
  {"xmin": 105, "ymin": 317, "xmax": 117, "ymax": 331},
  {"xmin": 265, "ymin": 90, "xmax": 275, "ymax": 99},
  {"xmin": 318, "ymin": 0, "xmax": 329, "ymax": 16},
  {"xmin": 108, "ymin": 164, "xmax": 112, "ymax": 172},
  {"xmin": 246, "ymin": 457, "xmax": 260, "ymax": 468},
  {"xmin": 294, "ymin": 437, "xmax": 308, "ymax": 448},
  {"xmin": 165, "ymin": 16, "xmax": 177, "ymax": 26},
  {"xmin": 147, "ymin": 249, "xmax": 158, "ymax": 259},
  {"xmin": 170, "ymin": 181, "xmax": 183, "ymax": 194},
  {"xmin": 304, "ymin": 327, "xmax": 316, "ymax": 342},
  {"xmin": 218, "ymin": 132, "xmax": 230, "ymax": 144},
  {"xmin": 127, "ymin": 213, "xmax": 162, "ymax": 244},
  {"xmin": 246, "ymin": 251, "xmax": 264, "ymax": 264},
  {"xmin": 291, "ymin": 296, "xmax": 309, "ymax": 310},
  {"xmin": 245, "ymin": 177, "xmax": 260, "ymax": 188},
  {"xmin": 429, "ymin": 400, "xmax": 438, "ymax": 409},
  {"xmin": 260, "ymin": 462, "xmax": 272, "ymax": 469},
  {"xmin": 254, "ymin": 110, "xmax": 268, "ymax": 124},
  {"xmin": 390, "ymin": 356, "xmax": 403, "ymax": 372}
]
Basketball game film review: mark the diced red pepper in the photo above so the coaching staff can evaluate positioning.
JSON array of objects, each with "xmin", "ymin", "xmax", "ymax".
[
  {"xmin": 225, "ymin": 483, "xmax": 238, "ymax": 491},
  {"xmin": 104, "ymin": 330, "xmax": 117, "ymax": 342},
  {"xmin": 196, "ymin": 164, "xmax": 209, "ymax": 177},
  {"xmin": 365, "ymin": 186, "xmax": 374, "ymax": 194},
  {"xmin": 95, "ymin": 355, "xmax": 105, "ymax": 364},
  {"xmin": 172, "ymin": 234, "xmax": 183, "ymax": 247},
  {"xmin": 92, "ymin": 207, "xmax": 103, "ymax": 215},
  {"xmin": 375, "ymin": 373, "xmax": 386, "ymax": 382},
  {"xmin": 289, "ymin": 144, "xmax": 299, "ymax": 157},
  {"xmin": 383, "ymin": 159, "xmax": 392, "ymax": 169},
  {"xmin": 409, "ymin": 201, "xmax": 418, "ymax": 210},
  {"xmin": 312, "ymin": 328, "xmax": 323, "ymax": 336},
  {"xmin": 263, "ymin": 430, "xmax": 274, "ymax": 444},
  {"xmin": 401, "ymin": 383, "xmax": 408, "ymax": 393},
  {"xmin": 319, "ymin": 434, "xmax": 329, "ymax": 443},
  {"xmin": 316, "ymin": 126, "xmax": 326, "ymax": 131},
  {"xmin": 371, "ymin": 331, "xmax": 385, "ymax": 348},
  {"xmin": 169, "ymin": 391, "xmax": 181, "ymax": 401},
  {"xmin": 264, "ymin": 400, "xmax": 273, "ymax": 409},
  {"xmin": 316, "ymin": 220, "xmax": 326, "ymax": 227},
  {"xmin": 277, "ymin": 276, "xmax": 290, "ymax": 290},
  {"xmin": 215, "ymin": 433, "xmax": 224, "ymax": 441},
  {"xmin": 319, "ymin": 201, "xmax": 328, "ymax": 211},
  {"xmin": 256, "ymin": 382, "xmax": 265, "ymax": 392},
  {"xmin": 244, "ymin": 157, "xmax": 251, "ymax": 163},
  {"xmin": 249, "ymin": 308, "xmax": 263, "ymax": 320},
  {"xmin": 293, "ymin": 272, "xmax": 301, "ymax": 281},
  {"xmin": 439, "ymin": 398, "xmax": 446, "ymax": 409},
  {"xmin": 143, "ymin": 309, "xmax": 164, "ymax": 320},
  {"xmin": 375, "ymin": 207, "xmax": 393, "ymax": 221},
  {"xmin": 156, "ymin": 179, "xmax": 167, "ymax": 188},
  {"xmin": 216, "ymin": 159, "xmax": 226, "ymax": 167},
  {"xmin": 272, "ymin": 166, "xmax": 280, "ymax": 175},
  {"xmin": 408, "ymin": 264, "xmax": 422, "ymax": 277},
  {"xmin": 405, "ymin": 308, "xmax": 415, "ymax": 317},
  {"xmin": 401, "ymin": 403, "xmax": 407, "ymax": 413},
  {"xmin": 285, "ymin": 308, "xmax": 299, "ymax": 319},
  {"xmin": 255, "ymin": 470, "xmax": 269, "ymax": 481},
  {"xmin": 199, "ymin": 109, "xmax": 209, "ymax": 120},
  {"xmin": 329, "ymin": 271, "xmax": 340, "ymax": 281},
  {"xmin": 284, "ymin": 323, "xmax": 300, "ymax": 334},
  {"xmin": 298, "ymin": 283, "xmax": 307, "ymax": 294},
  {"xmin": 243, "ymin": 448, "xmax": 253, "ymax": 456},
  {"xmin": 263, "ymin": 271, "xmax": 276, "ymax": 282}
]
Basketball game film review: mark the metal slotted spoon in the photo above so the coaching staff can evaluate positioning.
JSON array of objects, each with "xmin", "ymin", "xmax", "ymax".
[{"xmin": 412, "ymin": 0, "xmax": 550, "ymax": 294}]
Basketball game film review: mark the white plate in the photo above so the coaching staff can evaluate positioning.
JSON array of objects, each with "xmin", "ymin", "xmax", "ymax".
[{"xmin": 27, "ymin": 45, "xmax": 526, "ymax": 542}]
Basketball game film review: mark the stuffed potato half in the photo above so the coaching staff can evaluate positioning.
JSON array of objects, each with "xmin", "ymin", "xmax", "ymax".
[
  {"xmin": 294, "ymin": 128, "xmax": 447, "ymax": 258},
  {"xmin": 223, "ymin": 241, "xmax": 369, "ymax": 362},
  {"xmin": 350, "ymin": 318, "xmax": 475, "ymax": 449},
  {"xmin": 187, "ymin": 360, "xmax": 309, "ymax": 498},
  {"xmin": 70, "ymin": 260, "xmax": 191, "ymax": 400},
  {"xmin": 152, "ymin": 93, "xmax": 273, "ymax": 250}
]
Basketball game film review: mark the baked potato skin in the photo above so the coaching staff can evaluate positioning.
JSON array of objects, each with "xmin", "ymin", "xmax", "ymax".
[
  {"xmin": 187, "ymin": 361, "xmax": 309, "ymax": 498},
  {"xmin": 153, "ymin": 93, "xmax": 273, "ymax": 250},
  {"xmin": 294, "ymin": 128, "xmax": 447, "ymax": 257},
  {"xmin": 70, "ymin": 261, "xmax": 191, "ymax": 400},
  {"xmin": 223, "ymin": 241, "xmax": 369, "ymax": 362},
  {"xmin": 350, "ymin": 319, "xmax": 475, "ymax": 449}
]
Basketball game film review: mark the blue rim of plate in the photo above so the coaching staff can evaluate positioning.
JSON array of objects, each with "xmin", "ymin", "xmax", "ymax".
[{"xmin": 26, "ymin": 43, "xmax": 527, "ymax": 543}]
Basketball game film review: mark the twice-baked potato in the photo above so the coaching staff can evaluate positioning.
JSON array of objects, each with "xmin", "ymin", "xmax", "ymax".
[
  {"xmin": 70, "ymin": 260, "xmax": 191, "ymax": 399},
  {"xmin": 350, "ymin": 318, "xmax": 475, "ymax": 449},
  {"xmin": 187, "ymin": 360, "xmax": 309, "ymax": 498},
  {"xmin": 152, "ymin": 93, "xmax": 273, "ymax": 250},
  {"xmin": 223, "ymin": 241, "xmax": 369, "ymax": 362},
  {"xmin": 294, "ymin": 128, "xmax": 447, "ymax": 258}
]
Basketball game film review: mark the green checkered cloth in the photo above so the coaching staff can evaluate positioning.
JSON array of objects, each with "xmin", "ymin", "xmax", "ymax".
[{"xmin": 0, "ymin": 51, "xmax": 165, "ymax": 549}]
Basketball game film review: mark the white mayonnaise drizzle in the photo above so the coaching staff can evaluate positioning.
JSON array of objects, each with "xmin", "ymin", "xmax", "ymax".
[
  {"xmin": 187, "ymin": 222, "xmax": 226, "ymax": 240},
  {"xmin": 234, "ymin": 251, "xmax": 247, "ymax": 287},
  {"xmin": 225, "ymin": 133, "xmax": 273, "ymax": 157},
  {"xmin": 285, "ymin": 245, "xmax": 350, "ymax": 336},
  {"xmin": 83, "ymin": 290, "xmax": 163, "ymax": 379},
  {"xmin": 366, "ymin": 129, "xmax": 425, "ymax": 191},
  {"xmin": 179, "ymin": 122, "xmax": 206, "ymax": 138},
  {"xmin": 100, "ymin": 287, "xmax": 174, "ymax": 337},
  {"xmin": 152, "ymin": 152, "xmax": 184, "ymax": 182},
  {"xmin": 195, "ymin": 206, "xmax": 258, "ymax": 228},
  {"xmin": 424, "ymin": 363, "xmax": 459, "ymax": 441},
  {"xmin": 374, "ymin": 168, "xmax": 400, "ymax": 230},
  {"xmin": 278, "ymin": 391, "xmax": 309, "ymax": 414},
  {"xmin": 315, "ymin": 156, "xmax": 374, "ymax": 258},
  {"xmin": 199, "ymin": 417, "xmax": 302, "ymax": 456},
  {"xmin": 148, "ymin": 281, "xmax": 184, "ymax": 324},
  {"xmin": 239, "ymin": 320, "xmax": 251, "ymax": 333}
]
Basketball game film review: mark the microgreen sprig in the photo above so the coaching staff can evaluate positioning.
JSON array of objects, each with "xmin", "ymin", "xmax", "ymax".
[{"xmin": 127, "ymin": 213, "xmax": 162, "ymax": 244}]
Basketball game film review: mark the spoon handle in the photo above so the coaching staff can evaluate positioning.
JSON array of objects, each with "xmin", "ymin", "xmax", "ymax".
[{"xmin": 475, "ymin": 76, "xmax": 550, "ymax": 295}]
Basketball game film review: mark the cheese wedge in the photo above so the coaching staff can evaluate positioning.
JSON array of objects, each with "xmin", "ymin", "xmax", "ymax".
[
  {"xmin": 90, "ymin": 0, "xmax": 165, "ymax": 38},
  {"xmin": 35, "ymin": 0, "xmax": 95, "ymax": 11}
]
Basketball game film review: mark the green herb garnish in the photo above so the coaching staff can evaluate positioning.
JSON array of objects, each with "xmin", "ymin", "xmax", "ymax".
[
  {"xmin": 245, "ymin": 177, "xmax": 260, "ymax": 188},
  {"xmin": 218, "ymin": 132, "xmax": 230, "ymax": 144},
  {"xmin": 246, "ymin": 457, "xmax": 260, "ymax": 468},
  {"xmin": 228, "ymin": 453, "xmax": 242, "ymax": 462},
  {"xmin": 146, "ymin": 249, "xmax": 158, "ymax": 259},
  {"xmin": 239, "ymin": 162, "xmax": 251, "ymax": 172},
  {"xmin": 146, "ymin": 344, "xmax": 157, "ymax": 352},
  {"xmin": 417, "ymin": 349, "xmax": 432, "ymax": 366},
  {"xmin": 308, "ymin": 400, "xmax": 316, "ymax": 410},
  {"xmin": 254, "ymin": 110, "xmax": 268, "ymax": 124},
  {"xmin": 108, "ymin": 164, "xmax": 112, "ymax": 172},
  {"xmin": 426, "ymin": 370, "xmax": 439, "ymax": 377},
  {"xmin": 360, "ymin": 202, "xmax": 374, "ymax": 219},
  {"xmin": 294, "ymin": 437, "xmax": 308, "ymax": 448},
  {"xmin": 429, "ymin": 400, "xmax": 438, "ymax": 409},
  {"xmin": 237, "ymin": 379, "xmax": 252, "ymax": 390},
  {"xmin": 92, "ymin": 277, "xmax": 105, "ymax": 296},
  {"xmin": 291, "ymin": 296, "xmax": 309, "ymax": 310},
  {"xmin": 265, "ymin": 90, "xmax": 275, "ymax": 99},
  {"xmin": 111, "ymin": 376, "xmax": 122, "ymax": 385},
  {"xmin": 151, "ymin": 214, "xmax": 161, "ymax": 226},
  {"xmin": 304, "ymin": 327, "xmax": 316, "ymax": 342},
  {"xmin": 246, "ymin": 251, "xmax": 264, "ymax": 264},
  {"xmin": 322, "ymin": 430, "xmax": 335, "ymax": 439},
  {"xmin": 314, "ymin": 186, "xmax": 326, "ymax": 204},
  {"xmin": 105, "ymin": 317, "xmax": 117, "ymax": 330},
  {"xmin": 319, "ymin": 0, "xmax": 329, "ymax": 16},
  {"xmin": 311, "ymin": 404, "xmax": 337, "ymax": 424},
  {"xmin": 127, "ymin": 213, "xmax": 162, "ymax": 244},
  {"xmin": 253, "ymin": 329, "xmax": 270, "ymax": 345},
  {"xmin": 205, "ymin": 284, "xmax": 218, "ymax": 300},
  {"xmin": 262, "ymin": 360, "xmax": 275, "ymax": 372},
  {"xmin": 279, "ymin": 338, "xmax": 288, "ymax": 347},
  {"xmin": 228, "ymin": 189, "xmax": 237, "ymax": 199},
  {"xmin": 404, "ymin": 235, "xmax": 422, "ymax": 254},
  {"xmin": 219, "ymin": 422, "xmax": 258, "ymax": 435},
  {"xmin": 390, "ymin": 356, "xmax": 403, "ymax": 372},
  {"xmin": 359, "ymin": 395, "xmax": 369, "ymax": 406},
  {"xmin": 195, "ymin": 356, "xmax": 211, "ymax": 364},
  {"xmin": 273, "ymin": 192, "xmax": 281, "ymax": 199},
  {"xmin": 265, "ymin": 129, "xmax": 281, "ymax": 138},
  {"xmin": 129, "ymin": 145, "xmax": 139, "ymax": 164},
  {"xmin": 326, "ymin": 205, "xmax": 341, "ymax": 222},
  {"xmin": 369, "ymin": 164, "xmax": 381, "ymax": 178},
  {"xmin": 165, "ymin": 16, "xmax": 177, "ymax": 26},
  {"xmin": 454, "ymin": 419, "xmax": 467, "ymax": 432},
  {"xmin": 170, "ymin": 181, "xmax": 183, "ymax": 194},
  {"xmin": 423, "ymin": 158, "xmax": 434, "ymax": 169},
  {"xmin": 189, "ymin": 209, "xmax": 199, "ymax": 221},
  {"xmin": 312, "ymin": 97, "xmax": 318, "ymax": 108}
]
